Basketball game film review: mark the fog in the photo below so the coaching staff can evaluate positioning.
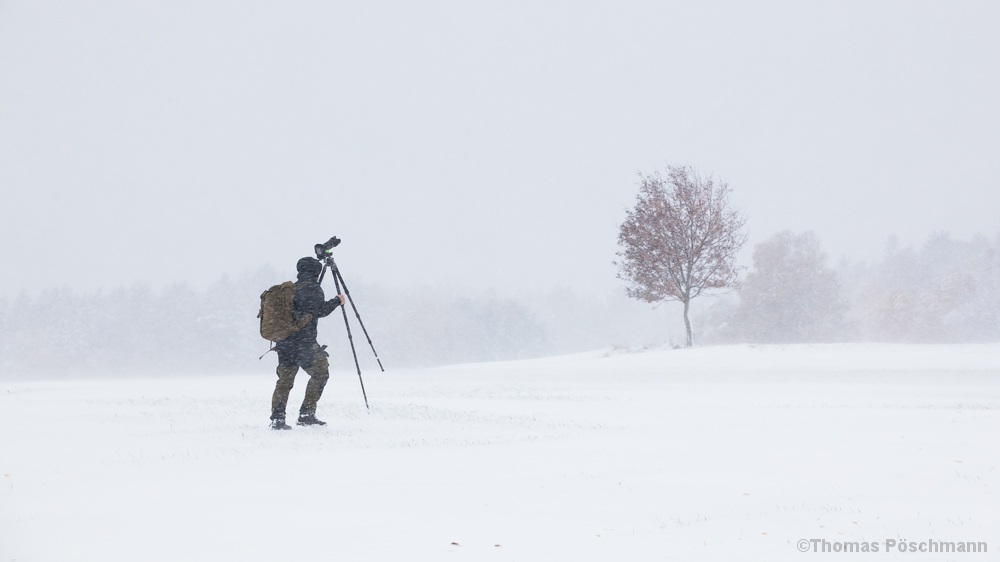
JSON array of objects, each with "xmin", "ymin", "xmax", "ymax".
[{"xmin": 1, "ymin": 2, "xmax": 999, "ymax": 376}]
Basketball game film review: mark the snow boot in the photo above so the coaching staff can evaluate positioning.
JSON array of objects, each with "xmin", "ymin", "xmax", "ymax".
[
  {"xmin": 270, "ymin": 405, "xmax": 291, "ymax": 430},
  {"xmin": 297, "ymin": 412, "xmax": 326, "ymax": 426}
]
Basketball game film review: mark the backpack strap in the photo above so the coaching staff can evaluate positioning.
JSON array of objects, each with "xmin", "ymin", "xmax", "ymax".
[{"xmin": 258, "ymin": 341, "xmax": 276, "ymax": 360}]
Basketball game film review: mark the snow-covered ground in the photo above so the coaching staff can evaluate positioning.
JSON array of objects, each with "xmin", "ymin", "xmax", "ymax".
[{"xmin": 2, "ymin": 343, "xmax": 998, "ymax": 561}]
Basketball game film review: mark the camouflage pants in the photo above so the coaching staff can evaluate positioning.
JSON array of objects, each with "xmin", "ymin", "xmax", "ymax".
[{"xmin": 271, "ymin": 344, "xmax": 330, "ymax": 417}]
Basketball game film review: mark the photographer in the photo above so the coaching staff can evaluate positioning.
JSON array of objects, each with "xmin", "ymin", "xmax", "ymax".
[{"xmin": 269, "ymin": 256, "xmax": 345, "ymax": 430}]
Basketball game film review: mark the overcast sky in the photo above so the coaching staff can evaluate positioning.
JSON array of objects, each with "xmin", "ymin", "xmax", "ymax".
[{"xmin": 1, "ymin": 1, "xmax": 998, "ymax": 299}]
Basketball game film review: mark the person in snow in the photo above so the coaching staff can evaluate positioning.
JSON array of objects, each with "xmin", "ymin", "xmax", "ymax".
[{"xmin": 270, "ymin": 257, "xmax": 345, "ymax": 430}]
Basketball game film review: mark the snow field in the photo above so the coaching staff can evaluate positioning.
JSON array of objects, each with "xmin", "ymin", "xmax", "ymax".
[{"xmin": 1, "ymin": 343, "xmax": 998, "ymax": 561}]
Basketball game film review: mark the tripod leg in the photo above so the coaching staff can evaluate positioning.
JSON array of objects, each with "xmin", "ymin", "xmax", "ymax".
[
  {"xmin": 334, "ymin": 268, "xmax": 385, "ymax": 372},
  {"xmin": 333, "ymin": 270, "xmax": 369, "ymax": 410}
]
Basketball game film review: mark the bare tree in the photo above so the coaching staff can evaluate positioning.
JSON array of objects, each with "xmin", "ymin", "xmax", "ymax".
[{"xmin": 616, "ymin": 165, "xmax": 747, "ymax": 346}]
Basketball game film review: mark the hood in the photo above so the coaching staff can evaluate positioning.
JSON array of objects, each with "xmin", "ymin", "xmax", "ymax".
[{"xmin": 296, "ymin": 257, "xmax": 323, "ymax": 282}]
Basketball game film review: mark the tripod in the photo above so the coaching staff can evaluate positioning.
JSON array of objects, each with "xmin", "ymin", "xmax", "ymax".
[{"xmin": 317, "ymin": 254, "xmax": 383, "ymax": 410}]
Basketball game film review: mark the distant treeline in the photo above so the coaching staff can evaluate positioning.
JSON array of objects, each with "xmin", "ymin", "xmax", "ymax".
[
  {"xmin": 0, "ymin": 268, "xmax": 673, "ymax": 378},
  {"xmin": 3, "ymin": 232, "xmax": 998, "ymax": 378},
  {"xmin": 698, "ymin": 232, "xmax": 1000, "ymax": 344}
]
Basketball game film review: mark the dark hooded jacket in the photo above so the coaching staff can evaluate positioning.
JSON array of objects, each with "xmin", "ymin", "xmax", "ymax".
[{"xmin": 275, "ymin": 257, "xmax": 342, "ymax": 367}]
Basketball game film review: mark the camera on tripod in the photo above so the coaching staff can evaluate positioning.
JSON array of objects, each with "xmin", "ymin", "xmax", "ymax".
[
  {"xmin": 309, "ymin": 235, "xmax": 384, "ymax": 409},
  {"xmin": 314, "ymin": 236, "xmax": 341, "ymax": 260}
]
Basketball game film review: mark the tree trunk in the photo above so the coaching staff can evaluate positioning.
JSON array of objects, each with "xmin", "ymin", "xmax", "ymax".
[{"xmin": 682, "ymin": 298, "xmax": 692, "ymax": 347}]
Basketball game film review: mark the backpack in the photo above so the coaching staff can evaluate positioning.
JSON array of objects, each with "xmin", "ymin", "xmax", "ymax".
[{"xmin": 258, "ymin": 281, "xmax": 313, "ymax": 343}]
